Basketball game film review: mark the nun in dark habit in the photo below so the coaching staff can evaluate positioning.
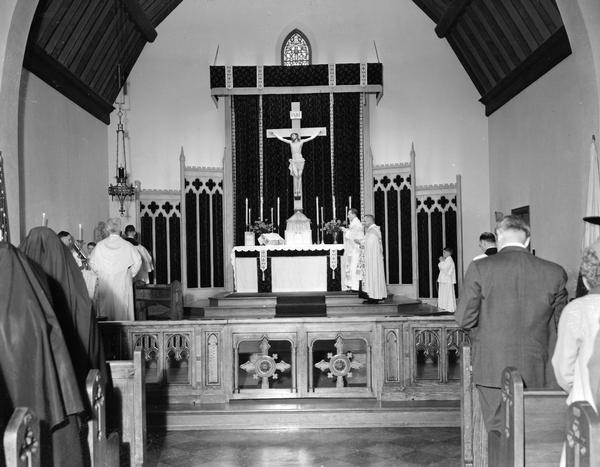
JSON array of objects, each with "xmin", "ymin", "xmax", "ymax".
[
  {"xmin": 0, "ymin": 242, "xmax": 86, "ymax": 466},
  {"xmin": 20, "ymin": 226, "xmax": 108, "ymax": 392}
]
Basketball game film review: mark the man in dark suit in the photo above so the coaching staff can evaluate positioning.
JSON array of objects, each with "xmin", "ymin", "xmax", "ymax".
[{"xmin": 456, "ymin": 215, "xmax": 568, "ymax": 432}]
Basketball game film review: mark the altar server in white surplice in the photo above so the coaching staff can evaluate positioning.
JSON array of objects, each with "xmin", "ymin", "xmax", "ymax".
[
  {"xmin": 342, "ymin": 208, "xmax": 364, "ymax": 291},
  {"xmin": 361, "ymin": 215, "xmax": 387, "ymax": 303},
  {"xmin": 437, "ymin": 247, "xmax": 456, "ymax": 312},
  {"xmin": 89, "ymin": 218, "xmax": 141, "ymax": 320}
]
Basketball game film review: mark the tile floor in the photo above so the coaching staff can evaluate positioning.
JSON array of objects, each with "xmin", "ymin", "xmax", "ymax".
[{"xmin": 145, "ymin": 427, "xmax": 461, "ymax": 466}]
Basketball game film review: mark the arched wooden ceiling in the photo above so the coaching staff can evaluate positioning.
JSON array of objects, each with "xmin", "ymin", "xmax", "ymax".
[
  {"xmin": 412, "ymin": 0, "xmax": 571, "ymax": 115},
  {"xmin": 23, "ymin": 0, "xmax": 571, "ymax": 123},
  {"xmin": 24, "ymin": 0, "xmax": 182, "ymax": 124}
]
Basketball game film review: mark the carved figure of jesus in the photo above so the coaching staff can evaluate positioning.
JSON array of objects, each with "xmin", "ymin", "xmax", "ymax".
[{"xmin": 270, "ymin": 130, "xmax": 321, "ymax": 198}]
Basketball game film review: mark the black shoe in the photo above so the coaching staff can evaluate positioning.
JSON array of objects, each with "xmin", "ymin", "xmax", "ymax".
[{"xmin": 363, "ymin": 299, "xmax": 380, "ymax": 304}]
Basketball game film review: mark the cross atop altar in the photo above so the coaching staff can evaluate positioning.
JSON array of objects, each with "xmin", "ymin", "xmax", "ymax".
[{"xmin": 267, "ymin": 102, "xmax": 326, "ymax": 212}]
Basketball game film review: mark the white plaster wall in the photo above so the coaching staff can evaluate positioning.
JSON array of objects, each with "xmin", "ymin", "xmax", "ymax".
[
  {"xmin": 0, "ymin": 0, "xmax": 39, "ymax": 242},
  {"xmin": 109, "ymin": 0, "xmax": 489, "ymax": 264},
  {"xmin": 20, "ymin": 70, "xmax": 109, "ymax": 243},
  {"xmin": 489, "ymin": 1, "xmax": 599, "ymax": 293}
]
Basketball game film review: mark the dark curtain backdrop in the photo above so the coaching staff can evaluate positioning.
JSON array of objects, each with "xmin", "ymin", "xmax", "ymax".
[
  {"xmin": 333, "ymin": 93, "xmax": 361, "ymax": 221},
  {"xmin": 234, "ymin": 95, "xmax": 260, "ymax": 246},
  {"xmin": 233, "ymin": 93, "xmax": 361, "ymax": 245}
]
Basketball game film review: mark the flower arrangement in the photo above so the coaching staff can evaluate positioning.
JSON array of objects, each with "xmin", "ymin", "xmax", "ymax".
[
  {"xmin": 321, "ymin": 219, "xmax": 343, "ymax": 235},
  {"xmin": 249, "ymin": 219, "xmax": 273, "ymax": 235}
]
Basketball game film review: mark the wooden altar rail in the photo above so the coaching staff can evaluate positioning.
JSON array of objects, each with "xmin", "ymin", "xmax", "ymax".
[{"xmin": 99, "ymin": 315, "xmax": 469, "ymax": 404}]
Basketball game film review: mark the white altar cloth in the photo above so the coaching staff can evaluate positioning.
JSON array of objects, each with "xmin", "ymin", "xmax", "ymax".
[{"xmin": 231, "ymin": 244, "xmax": 345, "ymax": 293}]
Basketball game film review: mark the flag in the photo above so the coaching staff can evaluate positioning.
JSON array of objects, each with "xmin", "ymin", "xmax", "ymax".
[{"xmin": 583, "ymin": 137, "xmax": 600, "ymax": 249}]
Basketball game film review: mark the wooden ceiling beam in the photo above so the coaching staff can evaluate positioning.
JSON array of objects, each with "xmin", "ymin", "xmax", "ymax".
[
  {"xmin": 24, "ymin": 43, "xmax": 113, "ymax": 124},
  {"xmin": 481, "ymin": 26, "xmax": 571, "ymax": 116},
  {"xmin": 411, "ymin": 0, "xmax": 442, "ymax": 24},
  {"xmin": 453, "ymin": 23, "xmax": 498, "ymax": 87},
  {"xmin": 435, "ymin": 0, "xmax": 472, "ymax": 38},
  {"xmin": 470, "ymin": 2, "xmax": 516, "ymax": 70},
  {"xmin": 125, "ymin": 0, "xmax": 157, "ymax": 43}
]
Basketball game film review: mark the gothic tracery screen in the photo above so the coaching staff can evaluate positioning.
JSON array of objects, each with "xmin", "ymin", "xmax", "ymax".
[{"xmin": 281, "ymin": 30, "xmax": 311, "ymax": 66}]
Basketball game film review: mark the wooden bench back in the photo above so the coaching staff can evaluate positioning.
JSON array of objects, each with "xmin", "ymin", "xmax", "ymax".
[
  {"xmin": 498, "ymin": 367, "xmax": 566, "ymax": 466},
  {"xmin": 107, "ymin": 347, "xmax": 146, "ymax": 467},
  {"xmin": 3, "ymin": 407, "xmax": 40, "ymax": 467},
  {"xmin": 565, "ymin": 401, "xmax": 600, "ymax": 467},
  {"xmin": 86, "ymin": 369, "xmax": 120, "ymax": 466}
]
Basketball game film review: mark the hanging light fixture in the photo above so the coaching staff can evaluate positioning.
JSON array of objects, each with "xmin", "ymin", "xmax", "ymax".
[{"xmin": 108, "ymin": 0, "xmax": 135, "ymax": 216}]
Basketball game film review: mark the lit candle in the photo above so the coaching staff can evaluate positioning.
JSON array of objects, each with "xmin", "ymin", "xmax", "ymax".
[
  {"xmin": 316, "ymin": 196, "xmax": 319, "ymax": 225},
  {"xmin": 320, "ymin": 206, "xmax": 324, "ymax": 225},
  {"xmin": 332, "ymin": 196, "xmax": 336, "ymax": 220},
  {"xmin": 245, "ymin": 198, "xmax": 249, "ymax": 228},
  {"xmin": 270, "ymin": 207, "xmax": 273, "ymax": 225},
  {"xmin": 277, "ymin": 197, "xmax": 280, "ymax": 227},
  {"xmin": 345, "ymin": 206, "xmax": 348, "ymax": 221},
  {"xmin": 349, "ymin": 195, "xmax": 352, "ymax": 210},
  {"xmin": 249, "ymin": 208, "xmax": 252, "ymax": 224},
  {"xmin": 260, "ymin": 196, "xmax": 263, "ymax": 221},
  {"xmin": 42, "ymin": 212, "xmax": 46, "ymax": 226},
  {"xmin": 78, "ymin": 224, "xmax": 83, "ymax": 241}
]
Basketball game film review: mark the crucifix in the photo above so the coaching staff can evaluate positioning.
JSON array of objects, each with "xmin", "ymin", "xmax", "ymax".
[{"xmin": 267, "ymin": 102, "xmax": 327, "ymax": 212}]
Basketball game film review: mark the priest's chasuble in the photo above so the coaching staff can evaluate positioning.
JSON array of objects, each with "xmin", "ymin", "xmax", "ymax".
[
  {"xmin": 362, "ymin": 224, "xmax": 388, "ymax": 300},
  {"xmin": 90, "ymin": 234, "xmax": 141, "ymax": 320}
]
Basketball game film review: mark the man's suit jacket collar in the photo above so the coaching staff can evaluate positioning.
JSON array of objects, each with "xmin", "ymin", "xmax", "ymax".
[{"xmin": 498, "ymin": 244, "xmax": 530, "ymax": 254}]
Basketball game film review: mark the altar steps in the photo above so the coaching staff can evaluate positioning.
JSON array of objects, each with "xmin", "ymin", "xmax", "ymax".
[
  {"xmin": 201, "ymin": 291, "xmax": 422, "ymax": 319},
  {"xmin": 148, "ymin": 398, "xmax": 460, "ymax": 431}
]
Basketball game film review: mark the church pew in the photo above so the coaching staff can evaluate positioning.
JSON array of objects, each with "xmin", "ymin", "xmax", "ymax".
[
  {"xmin": 565, "ymin": 401, "xmax": 600, "ymax": 467},
  {"xmin": 3, "ymin": 407, "xmax": 40, "ymax": 467},
  {"xmin": 86, "ymin": 369, "xmax": 120, "ymax": 467},
  {"xmin": 134, "ymin": 280, "xmax": 183, "ymax": 320},
  {"xmin": 460, "ymin": 344, "xmax": 488, "ymax": 467},
  {"xmin": 490, "ymin": 367, "xmax": 566, "ymax": 466},
  {"xmin": 107, "ymin": 347, "xmax": 146, "ymax": 467}
]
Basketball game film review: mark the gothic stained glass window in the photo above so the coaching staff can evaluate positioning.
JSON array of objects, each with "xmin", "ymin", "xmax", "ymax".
[{"xmin": 281, "ymin": 30, "xmax": 311, "ymax": 66}]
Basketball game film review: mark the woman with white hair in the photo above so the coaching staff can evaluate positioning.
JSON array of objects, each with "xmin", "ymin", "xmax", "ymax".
[{"xmin": 552, "ymin": 245, "xmax": 600, "ymax": 465}]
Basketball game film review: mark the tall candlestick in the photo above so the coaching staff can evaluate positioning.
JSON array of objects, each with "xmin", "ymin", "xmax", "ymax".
[
  {"xmin": 260, "ymin": 197, "xmax": 263, "ymax": 221},
  {"xmin": 78, "ymin": 224, "xmax": 83, "ymax": 242},
  {"xmin": 332, "ymin": 196, "xmax": 336, "ymax": 220},
  {"xmin": 316, "ymin": 196, "xmax": 319, "ymax": 225},
  {"xmin": 42, "ymin": 212, "xmax": 46, "ymax": 226},
  {"xmin": 277, "ymin": 197, "xmax": 280, "ymax": 228},
  {"xmin": 245, "ymin": 198, "xmax": 249, "ymax": 228}
]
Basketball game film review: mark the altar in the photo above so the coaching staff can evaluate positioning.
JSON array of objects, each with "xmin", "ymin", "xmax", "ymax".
[{"xmin": 231, "ymin": 244, "xmax": 345, "ymax": 293}]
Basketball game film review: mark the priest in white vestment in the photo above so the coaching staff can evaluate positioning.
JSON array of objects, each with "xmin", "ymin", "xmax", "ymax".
[
  {"xmin": 89, "ymin": 218, "xmax": 142, "ymax": 320},
  {"xmin": 342, "ymin": 208, "xmax": 364, "ymax": 291},
  {"xmin": 437, "ymin": 247, "xmax": 456, "ymax": 312},
  {"xmin": 361, "ymin": 215, "xmax": 387, "ymax": 302}
]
